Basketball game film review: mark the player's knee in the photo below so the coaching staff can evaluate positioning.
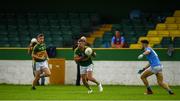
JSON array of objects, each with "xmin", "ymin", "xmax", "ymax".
[
  {"xmin": 157, "ymin": 81, "xmax": 163, "ymax": 86},
  {"xmin": 87, "ymin": 75, "xmax": 92, "ymax": 80},
  {"xmin": 35, "ymin": 74, "xmax": 41, "ymax": 78},
  {"xmin": 34, "ymin": 77, "xmax": 40, "ymax": 81},
  {"xmin": 49, "ymin": 72, "xmax": 51, "ymax": 76},
  {"xmin": 45, "ymin": 69, "xmax": 51, "ymax": 76}
]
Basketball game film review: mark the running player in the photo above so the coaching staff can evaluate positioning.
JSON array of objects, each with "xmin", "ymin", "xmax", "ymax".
[
  {"xmin": 74, "ymin": 39, "xmax": 103, "ymax": 94},
  {"xmin": 31, "ymin": 34, "xmax": 51, "ymax": 90},
  {"xmin": 138, "ymin": 40, "xmax": 174, "ymax": 95},
  {"xmin": 72, "ymin": 36, "xmax": 92, "ymax": 86},
  {"xmin": 28, "ymin": 38, "xmax": 45, "ymax": 85}
]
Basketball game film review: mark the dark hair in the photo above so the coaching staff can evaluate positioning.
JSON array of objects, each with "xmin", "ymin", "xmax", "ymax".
[
  {"xmin": 141, "ymin": 40, "xmax": 149, "ymax": 44},
  {"xmin": 37, "ymin": 33, "xmax": 44, "ymax": 38}
]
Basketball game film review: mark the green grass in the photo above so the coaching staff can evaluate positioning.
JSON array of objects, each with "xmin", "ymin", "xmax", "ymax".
[{"xmin": 0, "ymin": 84, "xmax": 179, "ymax": 100}]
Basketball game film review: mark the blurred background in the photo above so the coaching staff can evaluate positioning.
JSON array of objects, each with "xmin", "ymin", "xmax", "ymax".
[{"xmin": 0, "ymin": 0, "xmax": 179, "ymax": 48}]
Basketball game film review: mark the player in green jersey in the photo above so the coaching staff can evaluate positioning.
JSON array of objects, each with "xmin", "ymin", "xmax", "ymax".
[
  {"xmin": 28, "ymin": 38, "xmax": 45, "ymax": 86},
  {"xmin": 31, "ymin": 34, "xmax": 51, "ymax": 90},
  {"xmin": 74, "ymin": 39, "xmax": 103, "ymax": 94}
]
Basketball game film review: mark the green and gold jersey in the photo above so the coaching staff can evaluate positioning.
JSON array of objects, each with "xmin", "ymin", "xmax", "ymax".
[
  {"xmin": 32, "ymin": 43, "xmax": 47, "ymax": 62},
  {"xmin": 74, "ymin": 46, "xmax": 93, "ymax": 66}
]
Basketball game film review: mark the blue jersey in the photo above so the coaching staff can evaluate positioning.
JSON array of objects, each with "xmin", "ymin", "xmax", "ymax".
[
  {"xmin": 145, "ymin": 47, "xmax": 161, "ymax": 67},
  {"xmin": 111, "ymin": 36, "xmax": 125, "ymax": 44}
]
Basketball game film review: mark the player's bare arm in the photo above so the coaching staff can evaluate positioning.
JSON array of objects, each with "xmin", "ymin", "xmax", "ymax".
[
  {"xmin": 74, "ymin": 55, "xmax": 83, "ymax": 62},
  {"xmin": 138, "ymin": 49, "xmax": 151, "ymax": 74},
  {"xmin": 32, "ymin": 51, "xmax": 46, "ymax": 60},
  {"xmin": 91, "ymin": 51, "xmax": 96, "ymax": 57},
  {"xmin": 74, "ymin": 55, "xmax": 90, "ymax": 62},
  {"xmin": 138, "ymin": 50, "xmax": 150, "ymax": 59},
  {"xmin": 143, "ymin": 50, "xmax": 150, "ymax": 55}
]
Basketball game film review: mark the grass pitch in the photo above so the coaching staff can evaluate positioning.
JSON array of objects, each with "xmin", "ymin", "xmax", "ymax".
[{"xmin": 0, "ymin": 84, "xmax": 179, "ymax": 100}]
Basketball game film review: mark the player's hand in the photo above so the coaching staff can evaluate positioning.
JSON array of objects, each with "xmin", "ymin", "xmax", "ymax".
[
  {"xmin": 138, "ymin": 68, "xmax": 145, "ymax": 74},
  {"xmin": 91, "ymin": 52, "xmax": 96, "ymax": 57},
  {"xmin": 138, "ymin": 54, "xmax": 144, "ymax": 59},
  {"xmin": 74, "ymin": 56, "xmax": 84, "ymax": 62}
]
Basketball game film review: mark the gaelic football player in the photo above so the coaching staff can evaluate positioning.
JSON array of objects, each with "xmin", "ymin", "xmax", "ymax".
[
  {"xmin": 138, "ymin": 40, "xmax": 174, "ymax": 95},
  {"xmin": 74, "ymin": 39, "xmax": 103, "ymax": 94},
  {"xmin": 31, "ymin": 34, "xmax": 51, "ymax": 90},
  {"xmin": 28, "ymin": 38, "xmax": 45, "ymax": 85}
]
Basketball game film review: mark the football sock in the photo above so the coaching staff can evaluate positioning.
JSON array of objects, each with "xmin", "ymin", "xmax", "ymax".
[
  {"xmin": 147, "ymin": 86, "xmax": 152, "ymax": 91},
  {"xmin": 167, "ymin": 89, "xmax": 174, "ymax": 94}
]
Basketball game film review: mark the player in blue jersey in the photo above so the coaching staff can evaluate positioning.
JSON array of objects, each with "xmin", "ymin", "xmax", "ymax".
[{"xmin": 138, "ymin": 40, "xmax": 174, "ymax": 95}]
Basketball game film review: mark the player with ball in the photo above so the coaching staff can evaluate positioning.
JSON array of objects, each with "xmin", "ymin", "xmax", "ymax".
[{"xmin": 74, "ymin": 39, "xmax": 103, "ymax": 94}]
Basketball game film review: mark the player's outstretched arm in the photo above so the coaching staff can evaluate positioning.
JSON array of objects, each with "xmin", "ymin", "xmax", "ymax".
[
  {"xmin": 91, "ymin": 51, "xmax": 96, "ymax": 57},
  {"xmin": 74, "ymin": 56, "xmax": 80, "ymax": 62},
  {"xmin": 32, "ymin": 54, "xmax": 45, "ymax": 60},
  {"xmin": 138, "ymin": 50, "xmax": 150, "ymax": 59},
  {"xmin": 74, "ymin": 55, "xmax": 85, "ymax": 62}
]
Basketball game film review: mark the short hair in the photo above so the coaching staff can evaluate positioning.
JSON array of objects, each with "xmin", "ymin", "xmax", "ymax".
[
  {"xmin": 141, "ymin": 40, "xmax": 149, "ymax": 44},
  {"xmin": 37, "ymin": 33, "xmax": 44, "ymax": 38}
]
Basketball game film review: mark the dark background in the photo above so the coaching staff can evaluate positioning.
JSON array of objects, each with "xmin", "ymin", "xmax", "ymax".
[{"xmin": 0, "ymin": 0, "xmax": 179, "ymax": 22}]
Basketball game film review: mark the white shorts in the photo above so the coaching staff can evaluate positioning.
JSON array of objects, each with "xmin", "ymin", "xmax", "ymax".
[
  {"xmin": 35, "ymin": 60, "xmax": 49, "ymax": 71},
  {"xmin": 80, "ymin": 64, "xmax": 94, "ymax": 74},
  {"xmin": 147, "ymin": 65, "xmax": 163, "ymax": 74}
]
